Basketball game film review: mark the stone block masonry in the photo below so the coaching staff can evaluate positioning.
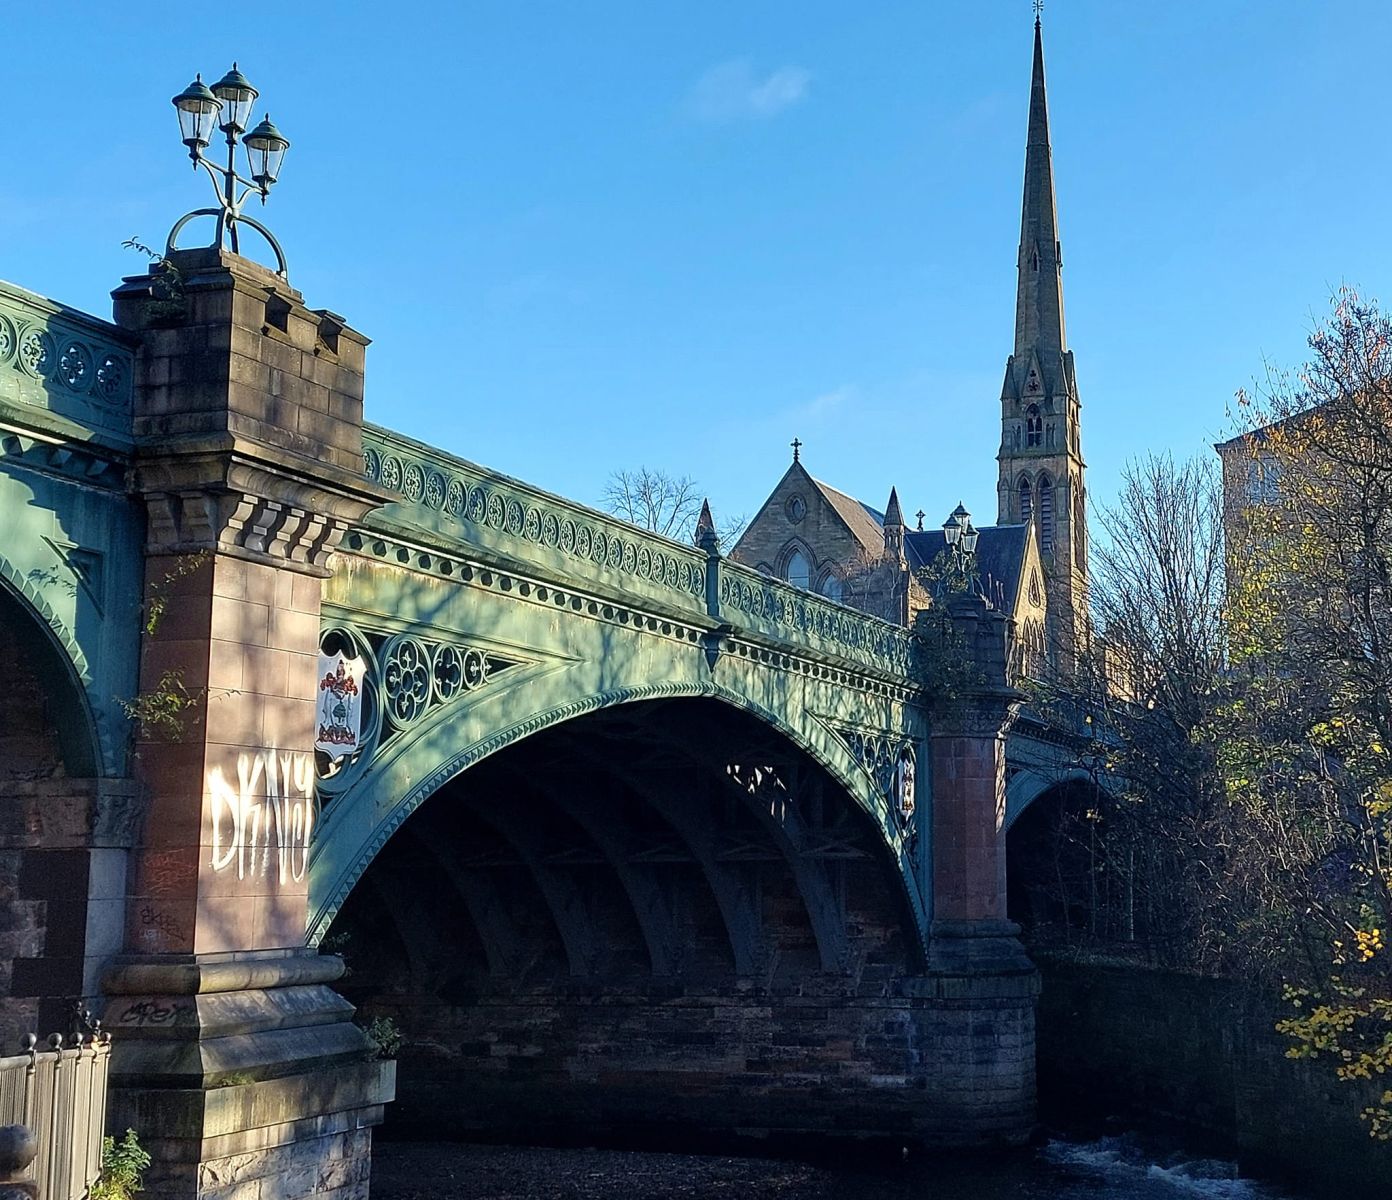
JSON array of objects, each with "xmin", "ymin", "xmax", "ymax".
[{"xmin": 384, "ymin": 980, "xmax": 1036, "ymax": 1149}]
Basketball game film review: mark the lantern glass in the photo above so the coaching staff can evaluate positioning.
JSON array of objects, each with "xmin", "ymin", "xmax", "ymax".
[
  {"xmin": 172, "ymin": 76, "xmax": 221, "ymax": 151},
  {"xmin": 211, "ymin": 65, "xmax": 258, "ymax": 133},
  {"xmin": 943, "ymin": 517, "xmax": 961, "ymax": 547},
  {"xmin": 245, "ymin": 117, "xmax": 290, "ymax": 187},
  {"xmin": 962, "ymin": 522, "xmax": 980, "ymax": 554}
]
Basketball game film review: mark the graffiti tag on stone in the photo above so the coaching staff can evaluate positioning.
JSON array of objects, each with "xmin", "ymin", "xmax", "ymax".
[
  {"xmin": 207, "ymin": 749, "xmax": 316, "ymax": 884},
  {"xmin": 120, "ymin": 1000, "xmax": 176, "ymax": 1026}
]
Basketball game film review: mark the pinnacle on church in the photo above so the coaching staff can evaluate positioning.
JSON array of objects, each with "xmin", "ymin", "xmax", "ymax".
[
  {"xmin": 884, "ymin": 487, "xmax": 905, "ymax": 528},
  {"xmin": 694, "ymin": 498, "xmax": 718, "ymax": 551},
  {"xmin": 1012, "ymin": 14, "xmax": 1067, "ymax": 379}
]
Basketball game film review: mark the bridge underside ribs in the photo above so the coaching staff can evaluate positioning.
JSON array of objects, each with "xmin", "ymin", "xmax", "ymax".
[{"xmin": 326, "ymin": 698, "xmax": 1033, "ymax": 1147}]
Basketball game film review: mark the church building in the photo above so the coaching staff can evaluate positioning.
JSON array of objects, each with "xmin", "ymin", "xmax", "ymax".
[{"xmin": 729, "ymin": 17, "xmax": 1087, "ymax": 676}]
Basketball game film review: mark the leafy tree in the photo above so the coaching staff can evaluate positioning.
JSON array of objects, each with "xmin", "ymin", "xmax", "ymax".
[
  {"xmin": 1224, "ymin": 290, "xmax": 1392, "ymax": 1133},
  {"xmin": 1016, "ymin": 293, "xmax": 1392, "ymax": 1137}
]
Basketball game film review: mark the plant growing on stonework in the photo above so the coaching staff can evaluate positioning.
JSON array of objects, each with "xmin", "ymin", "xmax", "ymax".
[
  {"xmin": 119, "ymin": 554, "xmax": 217, "ymax": 743},
  {"xmin": 141, "ymin": 552, "xmax": 209, "ymax": 637},
  {"xmin": 361, "ymin": 1015, "xmax": 402, "ymax": 1060},
  {"xmin": 90, "ymin": 1129, "xmax": 151, "ymax": 1200},
  {"xmin": 118, "ymin": 669, "xmax": 202, "ymax": 741},
  {"xmin": 122, "ymin": 237, "xmax": 186, "ymax": 324}
]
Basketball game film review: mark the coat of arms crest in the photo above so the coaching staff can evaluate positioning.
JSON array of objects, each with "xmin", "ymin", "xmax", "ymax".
[{"xmin": 315, "ymin": 652, "xmax": 365, "ymax": 760}]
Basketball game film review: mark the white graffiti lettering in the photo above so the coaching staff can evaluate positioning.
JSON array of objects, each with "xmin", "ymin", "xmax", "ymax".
[{"xmin": 208, "ymin": 750, "xmax": 316, "ymax": 884}]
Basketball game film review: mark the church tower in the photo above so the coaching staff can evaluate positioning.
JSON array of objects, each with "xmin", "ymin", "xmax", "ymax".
[{"xmin": 996, "ymin": 15, "xmax": 1088, "ymax": 672}]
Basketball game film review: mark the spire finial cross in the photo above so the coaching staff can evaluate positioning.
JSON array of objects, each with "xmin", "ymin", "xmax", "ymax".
[
  {"xmin": 915, "ymin": 509, "xmax": 925, "ymax": 531},
  {"xmin": 790, "ymin": 437, "xmax": 802, "ymax": 463},
  {"xmin": 1033, "ymin": 0, "xmax": 1043, "ymax": 21}
]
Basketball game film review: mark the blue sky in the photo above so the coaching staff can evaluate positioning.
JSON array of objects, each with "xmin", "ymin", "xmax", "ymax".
[{"xmin": 5, "ymin": 2, "xmax": 1391, "ymax": 529}]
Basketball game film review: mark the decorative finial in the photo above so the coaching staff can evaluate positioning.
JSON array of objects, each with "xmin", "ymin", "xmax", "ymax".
[
  {"xmin": 790, "ymin": 437, "xmax": 802, "ymax": 463},
  {"xmin": 915, "ymin": 509, "xmax": 925, "ymax": 531},
  {"xmin": 695, "ymin": 498, "xmax": 719, "ymax": 553},
  {"xmin": 1033, "ymin": 0, "xmax": 1043, "ymax": 24}
]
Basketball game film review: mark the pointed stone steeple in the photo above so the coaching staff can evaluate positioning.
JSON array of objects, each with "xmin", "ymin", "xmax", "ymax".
[
  {"xmin": 1012, "ymin": 16, "xmax": 1067, "ymax": 382},
  {"xmin": 996, "ymin": 15, "xmax": 1089, "ymax": 675},
  {"xmin": 884, "ymin": 486, "xmax": 904, "ymax": 528},
  {"xmin": 883, "ymin": 486, "xmax": 905, "ymax": 561}
]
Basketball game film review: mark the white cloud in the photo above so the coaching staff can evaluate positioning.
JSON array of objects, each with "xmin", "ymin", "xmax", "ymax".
[{"xmin": 685, "ymin": 60, "xmax": 812, "ymax": 124}]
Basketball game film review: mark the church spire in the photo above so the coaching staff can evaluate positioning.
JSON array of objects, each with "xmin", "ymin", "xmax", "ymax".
[
  {"xmin": 1012, "ymin": 15, "xmax": 1067, "ymax": 374},
  {"xmin": 996, "ymin": 14, "xmax": 1089, "ymax": 677}
]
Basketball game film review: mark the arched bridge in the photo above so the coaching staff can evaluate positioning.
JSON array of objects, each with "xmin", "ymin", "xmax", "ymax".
[
  {"xmin": 0, "ymin": 256, "xmax": 1093, "ymax": 1156},
  {"xmin": 307, "ymin": 424, "xmax": 1089, "ymax": 1145}
]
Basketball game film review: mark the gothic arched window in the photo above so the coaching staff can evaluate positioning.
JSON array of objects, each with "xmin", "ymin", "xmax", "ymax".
[
  {"xmin": 785, "ymin": 549, "xmax": 811, "ymax": 590},
  {"xmin": 819, "ymin": 572, "xmax": 843, "ymax": 602},
  {"xmin": 1026, "ymin": 404, "xmax": 1042, "ymax": 447},
  {"xmin": 1018, "ymin": 475, "xmax": 1033, "ymax": 524},
  {"xmin": 1039, "ymin": 475, "xmax": 1055, "ymax": 555}
]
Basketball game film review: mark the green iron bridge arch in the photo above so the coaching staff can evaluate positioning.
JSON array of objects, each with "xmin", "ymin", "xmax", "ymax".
[
  {"xmin": 309, "ymin": 425, "xmax": 1091, "ymax": 957},
  {"xmin": 0, "ymin": 260, "xmax": 1099, "ymax": 1151}
]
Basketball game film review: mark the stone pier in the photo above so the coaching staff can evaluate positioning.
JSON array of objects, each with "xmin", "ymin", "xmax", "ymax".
[{"xmin": 100, "ymin": 249, "xmax": 393, "ymax": 1200}]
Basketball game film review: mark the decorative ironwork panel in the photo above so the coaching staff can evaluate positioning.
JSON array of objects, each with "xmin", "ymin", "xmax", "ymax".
[
  {"xmin": 361, "ymin": 427, "xmax": 708, "ymax": 608},
  {"xmin": 0, "ymin": 283, "xmax": 136, "ymax": 444}
]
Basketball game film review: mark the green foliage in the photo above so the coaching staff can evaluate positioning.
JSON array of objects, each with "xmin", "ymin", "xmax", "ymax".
[
  {"xmin": 361, "ymin": 1015, "xmax": 403, "ymax": 1060},
  {"xmin": 1020, "ymin": 295, "xmax": 1392, "ymax": 1138},
  {"xmin": 119, "ymin": 554, "xmax": 215, "ymax": 743},
  {"xmin": 90, "ymin": 1129, "xmax": 151, "ymax": 1200},
  {"xmin": 122, "ymin": 237, "xmax": 187, "ymax": 324},
  {"xmin": 142, "ymin": 553, "xmax": 208, "ymax": 636},
  {"xmin": 117, "ymin": 669, "xmax": 202, "ymax": 740}
]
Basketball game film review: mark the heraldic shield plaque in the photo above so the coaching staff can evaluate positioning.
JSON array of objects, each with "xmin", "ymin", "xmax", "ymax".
[{"xmin": 316, "ymin": 651, "xmax": 366, "ymax": 760}]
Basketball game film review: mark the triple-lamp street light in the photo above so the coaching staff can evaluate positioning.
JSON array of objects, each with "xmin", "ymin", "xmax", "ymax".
[
  {"xmin": 940, "ymin": 502, "xmax": 982, "ymax": 596},
  {"xmin": 169, "ymin": 65, "xmax": 291, "ymax": 276}
]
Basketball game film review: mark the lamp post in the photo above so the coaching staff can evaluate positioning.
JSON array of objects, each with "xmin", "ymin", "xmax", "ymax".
[
  {"xmin": 939, "ymin": 502, "xmax": 981, "ymax": 596},
  {"xmin": 168, "ymin": 64, "xmax": 292, "ymax": 277}
]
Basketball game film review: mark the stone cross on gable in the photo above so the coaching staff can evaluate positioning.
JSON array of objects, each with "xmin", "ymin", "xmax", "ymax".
[{"xmin": 790, "ymin": 437, "xmax": 802, "ymax": 463}]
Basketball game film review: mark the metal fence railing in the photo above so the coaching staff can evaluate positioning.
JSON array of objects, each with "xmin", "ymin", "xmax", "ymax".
[{"xmin": 0, "ymin": 1034, "xmax": 111, "ymax": 1200}]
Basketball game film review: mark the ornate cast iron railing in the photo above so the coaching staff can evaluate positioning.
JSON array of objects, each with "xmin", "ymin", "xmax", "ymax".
[
  {"xmin": 0, "ymin": 282, "xmax": 137, "ymax": 446},
  {"xmin": 361, "ymin": 424, "xmax": 709, "ymax": 615},
  {"xmin": 0, "ymin": 1033, "xmax": 111, "ymax": 1200},
  {"xmin": 358, "ymin": 424, "xmax": 916, "ymax": 682}
]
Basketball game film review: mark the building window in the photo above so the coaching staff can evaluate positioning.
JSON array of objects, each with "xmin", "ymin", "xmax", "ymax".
[
  {"xmin": 1039, "ymin": 475, "xmax": 1055, "ymax": 555},
  {"xmin": 819, "ymin": 572, "xmax": 843, "ymax": 602},
  {"xmin": 1019, "ymin": 475, "xmax": 1033, "ymax": 524},
  {"xmin": 1026, "ymin": 404, "xmax": 1042, "ymax": 447},
  {"xmin": 785, "ymin": 549, "xmax": 811, "ymax": 590},
  {"xmin": 1248, "ymin": 455, "xmax": 1282, "ymax": 503}
]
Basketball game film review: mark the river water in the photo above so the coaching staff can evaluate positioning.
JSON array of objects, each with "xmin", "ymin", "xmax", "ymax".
[{"xmin": 372, "ymin": 1129, "xmax": 1317, "ymax": 1200}]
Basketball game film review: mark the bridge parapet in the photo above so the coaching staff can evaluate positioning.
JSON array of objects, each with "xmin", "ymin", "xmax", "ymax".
[
  {"xmin": 362, "ymin": 424, "xmax": 709, "ymax": 617},
  {"xmin": 360, "ymin": 424, "xmax": 915, "ymax": 682},
  {"xmin": 716, "ymin": 557, "xmax": 915, "ymax": 679},
  {"xmin": 0, "ymin": 282, "xmax": 136, "ymax": 448}
]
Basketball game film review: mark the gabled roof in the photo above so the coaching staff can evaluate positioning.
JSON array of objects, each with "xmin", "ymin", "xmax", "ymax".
[
  {"xmin": 809, "ymin": 477, "xmax": 885, "ymax": 552},
  {"xmin": 905, "ymin": 524, "xmax": 1031, "ymax": 615}
]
